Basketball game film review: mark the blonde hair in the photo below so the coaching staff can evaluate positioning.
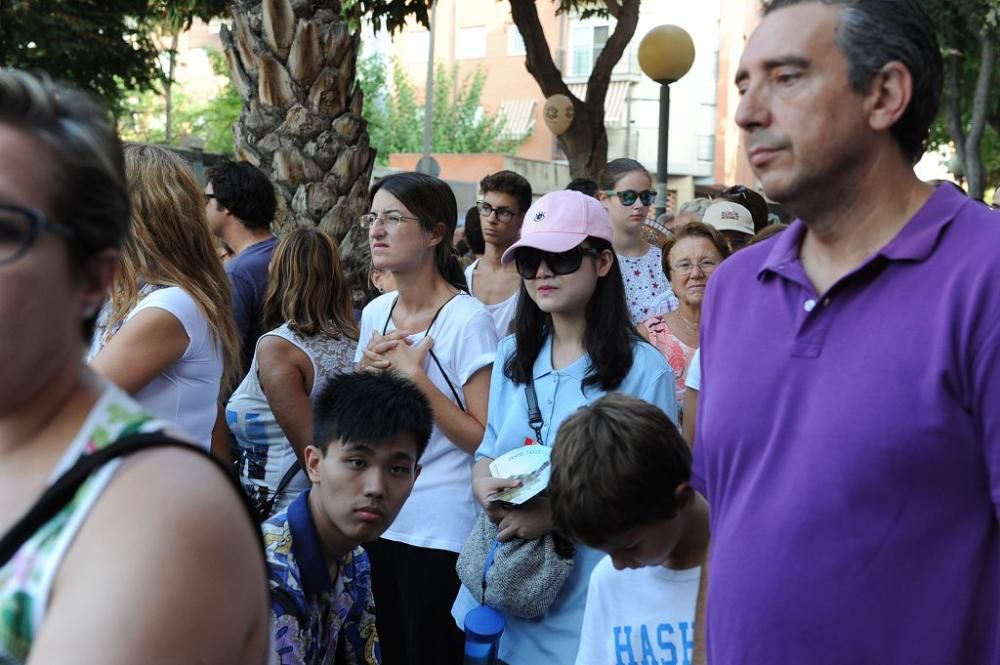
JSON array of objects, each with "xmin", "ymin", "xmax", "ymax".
[
  {"xmin": 261, "ymin": 228, "xmax": 359, "ymax": 340},
  {"xmin": 109, "ymin": 143, "xmax": 242, "ymax": 395}
]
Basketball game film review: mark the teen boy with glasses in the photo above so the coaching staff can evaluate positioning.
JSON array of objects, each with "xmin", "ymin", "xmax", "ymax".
[{"xmin": 464, "ymin": 170, "xmax": 533, "ymax": 337}]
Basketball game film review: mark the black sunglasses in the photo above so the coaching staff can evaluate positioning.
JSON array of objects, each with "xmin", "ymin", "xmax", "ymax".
[
  {"xmin": 604, "ymin": 189, "xmax": 656, "ymax": 207},
  {"xmin": 514, "ymin": 246, "xmax": 602, "ymax": 279}
]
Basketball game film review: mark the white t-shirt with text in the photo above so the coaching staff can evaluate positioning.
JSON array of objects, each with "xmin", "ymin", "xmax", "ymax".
[{"xmin": 576, "ymin": 557, "xmax": 701, "ymax": 665}]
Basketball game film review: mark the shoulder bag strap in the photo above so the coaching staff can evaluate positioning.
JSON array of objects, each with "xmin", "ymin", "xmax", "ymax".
[
  {"xmin": 382, "ymin": 293, "xmax": 467, "ymax": 412},
  {"xmin": 525, "ymin": 379, "xmax": 545, "ymax": 446},
  {"xmin": 0, "ymin": 432, "xmax": 263, "ymax": 568}
]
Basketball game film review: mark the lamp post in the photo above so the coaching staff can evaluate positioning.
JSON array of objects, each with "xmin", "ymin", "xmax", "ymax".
[{"xmin": 637, "ymin": 25, "xmax": 695, "ymax": 218}]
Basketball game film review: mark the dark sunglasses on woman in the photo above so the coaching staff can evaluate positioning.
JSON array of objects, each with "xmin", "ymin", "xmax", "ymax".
[
  {"xmin": 514, "ymin": 246, "xmax": 602, "ymax": 279},
  {"xmin": 603, "ymin": 189, "xmax": 656, "ymax": 207}
]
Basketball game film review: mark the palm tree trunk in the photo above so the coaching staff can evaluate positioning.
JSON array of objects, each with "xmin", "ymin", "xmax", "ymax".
[{"xmin": 221, "ymin": 0, "xmax": 376, "ymax": 302}]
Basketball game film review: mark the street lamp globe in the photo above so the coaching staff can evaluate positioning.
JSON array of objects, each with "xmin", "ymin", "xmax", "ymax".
[
  {"xmin": 637, "ymin": 24, "xmax": 695, "ymax": 217},
  {"xmin": 637, "ymin": 25, "xmax": 696, "ymax": 84}
]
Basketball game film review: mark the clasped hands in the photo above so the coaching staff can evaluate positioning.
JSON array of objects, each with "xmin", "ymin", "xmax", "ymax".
[{"xmin": 358, "ymin": 329, "xmax": 433, "ymax": 378}]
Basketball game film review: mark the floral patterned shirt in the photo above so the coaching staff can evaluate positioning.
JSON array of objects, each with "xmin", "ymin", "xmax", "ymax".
[
  {"xmin": 0, "ymin": 384, "xmax": 171, "ymax": 664},
  {"xmin": 618, "ymin": 246, "xmax": 677, "ymax": 323},
  {"xmin": 264, "ymin": 490, "xmax": 380, "ymax": 665}
]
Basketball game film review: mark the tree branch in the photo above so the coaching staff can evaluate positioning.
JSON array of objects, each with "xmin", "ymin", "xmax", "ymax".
[
  {"xmin": 944, "ymin": 51, "xmax": 967, "ymax": 166},
  {"xmin": 585, "ymin": 0, "xmax": 639, "ymax": 113},
  {"xmin": 509, "ymin": 0, "xmax": 572, "ymax": 98},
  {"xmin": 603, "ymin": 0, "xmax": 622, "ymax": 19}
]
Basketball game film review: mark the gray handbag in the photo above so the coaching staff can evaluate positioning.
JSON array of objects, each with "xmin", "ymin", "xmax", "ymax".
[
  {"xmin": 456, "ymin": 510, "xmax": 575, "ymax": 619},
  {"xmin": 456, "ymin": 378, "xmax": 575, "ymax": 619}
]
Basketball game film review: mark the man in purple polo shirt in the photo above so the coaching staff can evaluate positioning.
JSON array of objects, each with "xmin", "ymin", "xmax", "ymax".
[{"xmin": 692, "ymin": 1, "xmax": 1000, "ymax": 663}]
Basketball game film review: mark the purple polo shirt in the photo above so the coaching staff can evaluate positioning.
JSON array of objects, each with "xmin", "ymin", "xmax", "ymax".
[{"xmin": 693, "ymin": 184, "xmax": 1000, "ymax": 664}]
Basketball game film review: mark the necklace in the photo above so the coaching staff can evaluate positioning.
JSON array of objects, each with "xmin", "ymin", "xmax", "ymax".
[{"xmin": 673, "ymin": 311, "xmax": 700, "ymax": 336}]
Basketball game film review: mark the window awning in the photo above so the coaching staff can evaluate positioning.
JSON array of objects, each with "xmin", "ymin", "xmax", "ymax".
[
  {"xmin": 566, "ymin": 80, "xmax": 632, "ymax": 127},
  {"xmin": 497, "ymin": 99, "xmax": 537, "ymax": 140}
]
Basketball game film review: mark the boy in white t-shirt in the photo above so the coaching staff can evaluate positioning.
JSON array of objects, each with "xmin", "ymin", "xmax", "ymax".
[{"xmin": 548, "ymin": 393, "xmax": 709, "ymax": 665}]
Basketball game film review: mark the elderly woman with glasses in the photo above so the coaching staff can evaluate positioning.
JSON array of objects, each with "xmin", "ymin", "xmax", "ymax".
[{"xmin": 638, "ymin": 222, "xmax": 730, "ymax": 420}]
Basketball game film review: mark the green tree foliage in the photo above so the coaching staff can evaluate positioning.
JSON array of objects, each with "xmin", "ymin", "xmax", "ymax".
[
  {"xmin": 358, "ymin": 53, "xmax": 528, "ymax": 164},
  {"xmin": 120, "ymin": 49, "xmax": 240, "ymax": 154},
  {"xmin": 0, "ymin": 0, "xmax": 226, "ymax": 113},
  {"xmin": 921, "ymin": 0, "xmax": 1000, "ymax": 195}
]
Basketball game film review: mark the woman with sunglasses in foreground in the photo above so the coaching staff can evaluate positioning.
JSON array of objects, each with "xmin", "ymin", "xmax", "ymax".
[
  {"xmin": 452, "ymin": 190, "xmax": 677, "ymax": 664},
  {"xmin": 355, "ymin": 172, "xmax": 498, "ymax": 665},
  {"xmin": 598, "ymin": 158, "xmax": 678, "ymax": 323}
]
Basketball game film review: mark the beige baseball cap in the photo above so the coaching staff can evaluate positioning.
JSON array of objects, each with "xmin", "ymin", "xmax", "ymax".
[{"xmin": 703, "ymin": 201, "xmax": 754, "ymax": 237}]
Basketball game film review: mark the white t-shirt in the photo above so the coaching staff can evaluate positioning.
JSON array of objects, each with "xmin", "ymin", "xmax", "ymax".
[
  {"xmin": 354, "ymin": 291, "xmax": 498, "ymax": 552},
  {"xmin": 576, "ymin": 557, "xmax": 701, "ymax": 665},
  {"xmin": 465, "ymin": 259, "xmax": 520, "ymax": 338},
  {"xmin": 685, "ymin": 347, "xmax": 701, "ymax": 391},
  {"xmin": 126, "ymin": 287, "xmax": 224, "ymax": 449}
]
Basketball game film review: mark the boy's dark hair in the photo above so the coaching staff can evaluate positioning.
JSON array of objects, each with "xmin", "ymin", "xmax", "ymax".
[
  {"xmin": 566, "ymin": 177, "xmax": 599, "ymax": 198},
  {"xmin": 465, "ymin": 205, "xmax": 485, "ymax": 255},
  {"xmin": 313, "ymin": 372, "xmax": 433, "ymax": 459},
  {"xmin": 761, "ymin": 0, "xmax": 942, "ymax": 164},
  {"xmin": 480, "ymin": 170, "xmax": 532, "ymax": 215},
  {"xmin": 205, "ymin": 159, "xmax": 277, "ymax": 231},
  {"xmin": 549, "ymin": 393, "xmax": 691, "ymax": 546}
]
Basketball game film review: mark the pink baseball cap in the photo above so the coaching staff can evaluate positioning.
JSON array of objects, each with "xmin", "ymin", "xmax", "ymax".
[{"xmin": 501, "ymin": 190, "xmax": 614, "ymax": 264}]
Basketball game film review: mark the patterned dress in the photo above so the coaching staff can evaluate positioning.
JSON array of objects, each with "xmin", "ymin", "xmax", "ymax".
[
  {"xmin": 618, "ymin": 246, "xmax": 677, "ymax": 323},
  {"xmin": 642, "ymin": 314, "xmax": 696, "ymax": 417},
  {"xmin": 0, "ymin": 385, "xmax": 173, "ymax": 663},
  {"xmin": 228, "ymin": 323, "xmax": 356, "ymax": 518},
  {"xmin": 264, "ymin": 491, "xmax": 380, "ymax": 665}
]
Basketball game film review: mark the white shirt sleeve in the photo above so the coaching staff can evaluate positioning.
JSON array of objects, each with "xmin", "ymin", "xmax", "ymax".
[{"xmin": 128, "ymin": 287, "xmax": 202, "ymax": 357}]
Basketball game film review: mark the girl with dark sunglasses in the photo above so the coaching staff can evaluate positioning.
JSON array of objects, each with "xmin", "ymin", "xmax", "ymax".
[
  {"xmin": 597, "ymin": 158, "xmax": 678, "ymax": 323},
  {"xmin": 452, "ymin": 190, "xmax": 677, "ymax": 664}
]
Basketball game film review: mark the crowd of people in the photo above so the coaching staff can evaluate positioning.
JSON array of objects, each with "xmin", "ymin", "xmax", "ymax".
[{"xmin": 1, "ymin": 0, "xmax": 999, "ymax": 664}]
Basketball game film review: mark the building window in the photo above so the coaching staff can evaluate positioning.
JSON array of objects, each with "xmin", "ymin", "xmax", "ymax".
[
  {"xmin": 571, "ymin": 24, "xmax": 609, "ymax": 77},
  {"xmin": 457, "ymin": 26, "xmax": 487, "ymax": 60},
  {"xmin": 507, "ymin": 25, "xmax": 526, "ymax": 56},
  {"xmin": 698, "ymin": 135, "xmax": 716, "ymax": 162}
]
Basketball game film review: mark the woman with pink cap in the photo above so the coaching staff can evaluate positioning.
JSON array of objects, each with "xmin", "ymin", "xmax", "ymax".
[{"xmin": 452, "ymin": 189, "xmax": 677, "ymax": 664}]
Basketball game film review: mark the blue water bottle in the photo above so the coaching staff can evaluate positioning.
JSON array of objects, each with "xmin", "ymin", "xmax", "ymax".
[{"xmin": 464, "ymin": 605, "xmax": 504, "ymax": 665}]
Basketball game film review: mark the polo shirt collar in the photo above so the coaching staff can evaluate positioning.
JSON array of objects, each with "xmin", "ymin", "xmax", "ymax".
[
  {"xmin": 287, "ymin": 489, "xmax": 335, "ymax": 596},
  {"xmin": 531, "ymin": 333, "xmax": 590, "ymax": 382},
  {"xmin": 758, "ymin": 183, "xmax": 968, "ymax": 279}
]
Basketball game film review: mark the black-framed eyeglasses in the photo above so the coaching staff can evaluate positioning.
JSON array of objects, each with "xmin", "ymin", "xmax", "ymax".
[
  {"xmin": 514, "ymin": 246, "xmax": 602, "ymax": 279},
  {"xmin": 204, "ymin": 193, "xmax": 216, "ymax": 203},
  {"xmin": 476, "ymin": 201, "xmax": 519, "ymax": 223},
  {"xmin": 603, "ymin": 189, "xmax": 656, "ymax": 207},
  {"xmin": 0, "ymin": 203, "xmax": 75, "ymax": 267},
  {"xmin": 359, "ymin": 212, "xmax": 421, "ymax": 229}
]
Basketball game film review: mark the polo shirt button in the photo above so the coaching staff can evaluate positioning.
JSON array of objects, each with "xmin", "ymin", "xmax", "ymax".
[
  {"xmin": 823, "ymin": 297, "xmax": 831, "ymax": 306},
  {"xmin": 804, "ymin": 298, "xmax": 816, "ymax": 312}
]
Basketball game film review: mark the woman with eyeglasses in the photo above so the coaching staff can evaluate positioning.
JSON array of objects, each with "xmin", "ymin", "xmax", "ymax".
[
  {"xmin": 227, "ymin": 228, "xmax": 358, "ymax": 519},
  {"xmin": 598, "ymin": 158, "xmax": 678, "ymax": 323},
  {"xmin": 638, "ymin": 222, "xmax": 729, "ymax": 420},
  {"xmin": 0, "ymin": 70, "xmax": 268, "ymax": 665},
  {"xmin": 452, "ymin": 190, "xmax": 677, "ymax": 664},
  {"xmin": 355, "ymin": 172, "xmax": 498, "ymax": 665},
  {"xmin": 89, "ymin": 144, "xmax": 242, "ymax": 452}
]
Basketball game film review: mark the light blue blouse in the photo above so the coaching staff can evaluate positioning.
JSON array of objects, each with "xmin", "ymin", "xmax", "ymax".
[{"xmin": 452, "ymin": 333, "xmax": 677, "ymax": 665}]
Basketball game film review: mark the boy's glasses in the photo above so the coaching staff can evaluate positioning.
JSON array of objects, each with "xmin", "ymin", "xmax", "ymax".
[
  {"xmin": 0, "ymin": 204, "xmax": 75, "ymax": 267},
  {"xmin": 514, "ymin": 246, "xmax": 602, "ymax": 279},
  {"xmin": 476, "ymin": 201, "xmax": 519, "ymax": 223},
  {"xmin": 604, "ymin": 189, "xmax": 656, "ymax": 207}
]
